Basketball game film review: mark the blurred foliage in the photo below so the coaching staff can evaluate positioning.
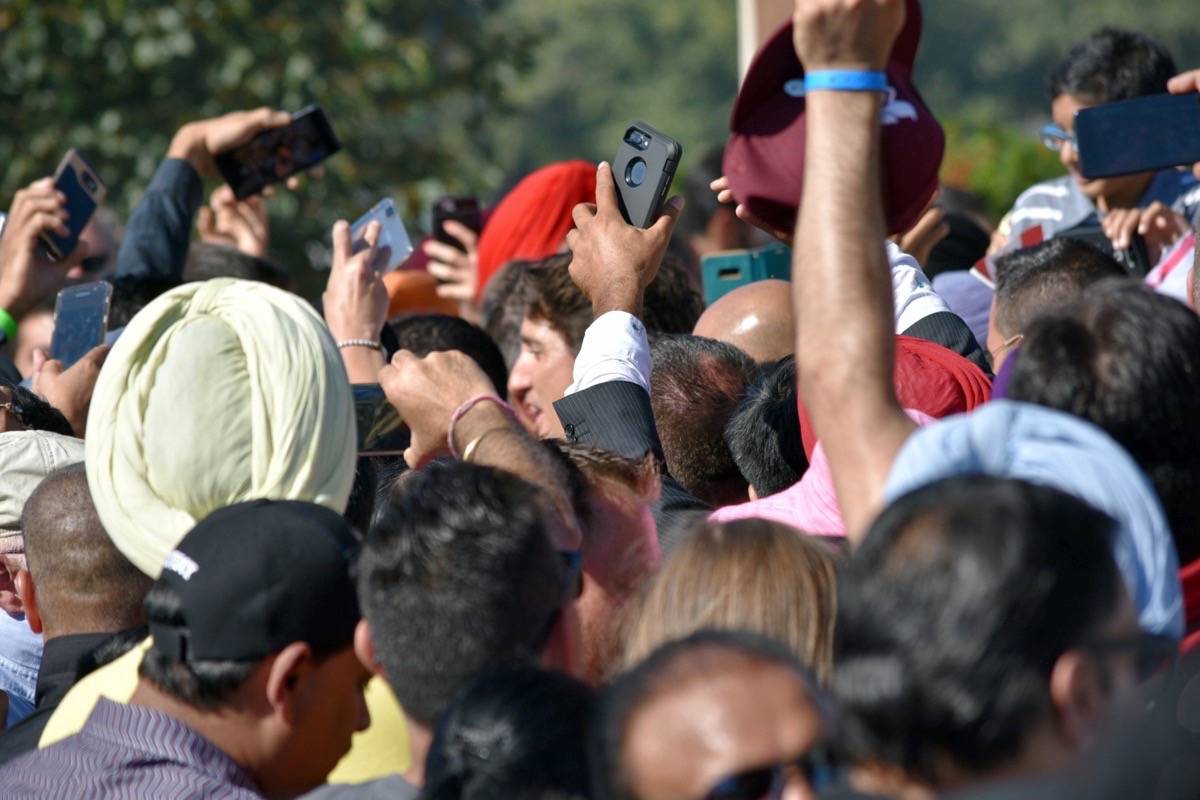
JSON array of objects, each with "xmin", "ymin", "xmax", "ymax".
[
  {"xmin": 1, "ymin": 0, "xmax": 1198, "ymax": 296},
  {"xmin": 0, "ymin": 0, "xmax": 540, "ymax": 296}
]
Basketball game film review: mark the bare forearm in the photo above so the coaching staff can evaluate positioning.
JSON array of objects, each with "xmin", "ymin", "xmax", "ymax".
[
  {"xmin": 794, "ymin": 91, "xmax": 913, "ymax": 537},
  {"xmin": 340, "ymin": 347, "xmax": 386, "ymax": 384},
  {"xmin": 452, "ymin": 405, "xmax": 573, "ymax": 510}
]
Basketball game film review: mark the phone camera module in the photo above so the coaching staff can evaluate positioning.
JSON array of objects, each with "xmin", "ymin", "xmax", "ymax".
[
  {"xmin": 624, "ymin": 128, "xmax": 651, "ymax": 151},
  {"xmin": 81, "ymin": 171, "xmax": 98, "ymax": 193},
  {"xmin": 625, "ymin": 157, "xmax": 648, "ymax": 188}
]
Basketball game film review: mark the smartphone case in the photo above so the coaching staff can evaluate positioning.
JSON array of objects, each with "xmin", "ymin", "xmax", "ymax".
[
  {"xmin": 41, "ymin": 150, "xmax": 107, "ymax": 260},
  {"xmin": 701, "ymin": 244, "xmax": 791, "ymax": 306},
  {"xmin": 1076, "ymin": 93, "xmax": 1200, "ymax": 179},
  {"xmin": 215, "ymin": 105, "xmax": 341, "ymax": 199},
  {"xmin": 431, "ymin": 197, "xmax": 483, "ymax": 251},
  {"xmin": 351, "ymin": 198, "xmax": 413, "ymax": 273},
  {"xmin": 613, "ymin": 121, "xmax": 682, "ymax": 228}
]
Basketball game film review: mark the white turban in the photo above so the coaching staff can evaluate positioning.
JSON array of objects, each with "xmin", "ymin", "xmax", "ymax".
[{"xmin": 86, "ymin": 278, "xmax": 356, "ymax": 577}]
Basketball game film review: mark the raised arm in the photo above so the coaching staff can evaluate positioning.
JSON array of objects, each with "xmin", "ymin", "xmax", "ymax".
[{"xmin": 791, "ymin": 0, "xmax": 916, "ymax": 537}]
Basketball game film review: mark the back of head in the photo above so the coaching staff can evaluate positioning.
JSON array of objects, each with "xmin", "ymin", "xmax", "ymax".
[
  {"xmin": 1048, "ymin": 28, "xmax": 1177, "ymax": 103},
  {"xmin": 725, "ymin": 357, "xmax": 808, "ymax": 497},
  {"xmin": 422, "ymin": 667, "xmax": 596, "ymax": 800},
  {"xmin": 22, "ymin": 463, "xmax": 150, "ymax": 635},
  {"xmin": 360, "ymin": 461, "xmax": 568, "ymax": 725},
  {"xmin": 836, "ymin": 476, "xmax": 1122, "ymax": 785},
  {"xmin": 650, "ymin": 335, "xmax": 756, "ymax": 506},
  {"xmin": 642, "ymin": 254, "xmax": 704, "ymax": 339},
  {"xmin": 692, "ymin": 279, "xmax": 795, "ymax": 364},
  {"xmin": 598, "ymin": 629, "xmax": 813, "ymax": 800},
  {"xmin": 86, "ymin": 278, "xmax": 357, "ymax": 578},
  {"xmin": 108, "ymin": 274, "xmax": 183, "ymax": 329},
  {"xmin": 620, "ymin": 518, "xmax": 837, "ymax": 682},
  {"xmin": 390, "ymin": 314, "xmax": 509, "ymax": 400},
  {"xmin": 184, "ymin": 242, "xmax": 292, "ymax": 291},
  {"xmin": 1008, "ymin": 279, "xmax": 1200, "ymax": 562},
  {"xmin": 992, "ymin": 238, "xmax": 1124, "ymax": 338}
]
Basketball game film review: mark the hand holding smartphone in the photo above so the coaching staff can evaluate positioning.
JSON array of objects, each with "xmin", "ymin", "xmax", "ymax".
[
  {"xmin": 39, "ymin": 150, "xmax": 107, "ymax": 261},
  {"xmin": 50, "ymin": 282, "xmax": 113, "ymax": 369},
  {"xmin": 351, "ymin": 198, "xmax": 414, "ymax": 273},
  {"xmin": 352, "ymin": 384, "xmax": 407, "ymax": 454},
  {"xmin": 431, "ymin": 197, "xmax": 483, "ymax": 252},
  {"xmin": 612, "ymin": 122, "xmax": 682, "ymax": 228},
  {"xmin": 215, "ymin": 105, "xmax": 341, "ymax": 199}
]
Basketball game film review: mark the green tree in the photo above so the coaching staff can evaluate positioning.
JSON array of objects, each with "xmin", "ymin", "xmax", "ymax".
[{"xmin": 0, "ymin": 0, "xmax": 539, "ymax": 295}]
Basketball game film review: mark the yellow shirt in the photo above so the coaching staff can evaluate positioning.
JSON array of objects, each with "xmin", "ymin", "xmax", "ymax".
[{"xmin": 40, "ymin": 638, "xmax": 410, "ymax": 783}]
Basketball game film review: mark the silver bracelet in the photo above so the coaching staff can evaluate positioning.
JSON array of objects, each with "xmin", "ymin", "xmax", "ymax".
[{"xmin": 337, "ymin": 339, "xmax": 383, "ymax": 352}]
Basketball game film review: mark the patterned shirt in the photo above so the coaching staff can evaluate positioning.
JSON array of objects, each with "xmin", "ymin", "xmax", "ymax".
[{"xmin": 0, "ymin": 698, "xmax": 262, "ymax": 798}]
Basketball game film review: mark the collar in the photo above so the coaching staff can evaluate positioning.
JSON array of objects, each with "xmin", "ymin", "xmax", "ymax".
[
  {"xmin": 83, "ymin": 698, "xmax": 261, "ymax": 793},
  {"xmin": 34, "ymin": 632, "xmax": 115, "ymax": 705}
]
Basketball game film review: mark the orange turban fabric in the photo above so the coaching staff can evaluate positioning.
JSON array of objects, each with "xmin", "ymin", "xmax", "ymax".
[{"xmin": 475, "ymin": 160, "xmax": 597, "ymax": 299}]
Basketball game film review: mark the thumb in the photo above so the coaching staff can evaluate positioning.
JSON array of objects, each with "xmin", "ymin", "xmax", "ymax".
[
  {"xmin": 197, "ymin": 206, "xmax": 216, "ymax": 238},
  {"xmin": 30, "ymin": 348, "xmax": 48, "ymax": 374},
  {"xmin": 595, "ymin": 161, "xmax": 619, "ymax": 217},
  {"xmin": 650, "ymin": 196, "xmax": 685, "ymax": 238}
]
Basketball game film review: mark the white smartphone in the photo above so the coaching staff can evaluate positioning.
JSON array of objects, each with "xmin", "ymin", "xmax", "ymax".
[{"xmin": 350, "ymin": 198, "xmax": 413, "ymax": 274}]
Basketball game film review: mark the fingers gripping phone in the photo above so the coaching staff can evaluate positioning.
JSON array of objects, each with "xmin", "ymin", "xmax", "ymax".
[
  {"xmin": 51, "ymin": 281, "xmax": 113, "ymax": 369},
  {"xmin": 351, "ymin": 198, "xmax": 414, "ymax": 274},
  {"xmin": 215, "ymin": 105, "xmax": 341, "ymax": 199},
  {"xmin": 1076, "ymin": 93, "xmax": 1200, "ymax": 179},
  {"xmin": 613, "ymin": 122, "xmax": 682, "ymax": 228},
  {"xmin": 39, "ymin": 150, "xmax": 107, "ymax": 261},
  {"xmin": 431, "ymin": 196, "xmax": 483, "ymax": 252}
]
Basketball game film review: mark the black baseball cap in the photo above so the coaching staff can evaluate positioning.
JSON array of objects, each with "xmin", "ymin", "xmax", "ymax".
[{"xmin": 149, "ymin": 500, "xmax": 361, "ymax": 664}]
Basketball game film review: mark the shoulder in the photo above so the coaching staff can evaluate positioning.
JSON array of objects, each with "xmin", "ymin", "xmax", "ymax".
[
  {"xmin": 39, "ymin": 639, "xmax": 146, "ymax": 748},
  {"xmin": 1011, "ymin": 175, "xmax": 1075, "ymax": 210}
]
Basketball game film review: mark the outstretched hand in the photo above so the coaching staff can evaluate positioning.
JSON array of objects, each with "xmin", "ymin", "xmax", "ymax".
[
  {"xmin": 791, "ymin": 0, "xmax": 906, "ymax": 71},
  {"xmin": 0, "ymin": 178, "xmax": 90, "ymax": 318},
  {"xmin": 565, "ymin": 161, "xmax": 683, "ymax": 319},
  {"xmin": 167, "ymin": 107, "xmax": 292, "ymax": 177},
  {"xmin": 710, "ymin": 175, "xmax": 794, "ymax": 246},
  {"xmin": 30, "ymin": 344, "xmax": 110, "ymax": 438},
  {"xmin": 197, "ymin": 185, "xmax": 271, "ymax": 258}
]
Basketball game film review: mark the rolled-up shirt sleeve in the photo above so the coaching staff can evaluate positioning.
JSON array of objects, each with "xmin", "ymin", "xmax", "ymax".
[
  {"xmin": 565, "ymin": 311, "xmax": 652, "ymax": 396},
  {"xmin": 888, "ymin": 241, "xmax": 949, "ymax": 333}
]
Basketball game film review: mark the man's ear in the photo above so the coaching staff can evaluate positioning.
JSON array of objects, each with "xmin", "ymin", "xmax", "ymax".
[
  {"xmin": 14, "ymin": 570, "xmax": 40, "ymax": 634},
  {"xmin": 748, "ymin": 484, "xmax": 760, "ymax": 501},
  {"xmin": 1049, "ymin": 650, "xmax": 1106, "ymax": 751},
  {"xmin": 0, "ymin": 556, "xmax": 24, "ymax": 618},
  {"xmin": 264, "ymin": 642, "xmax": 316, "ymax": 726},
  {"xmin": 354, "ymin": 619, "xmax": 384, "ymax": 678},
  {"xmin": 540, "ymin": 603, "xmax": 584, "ymax": 680}
]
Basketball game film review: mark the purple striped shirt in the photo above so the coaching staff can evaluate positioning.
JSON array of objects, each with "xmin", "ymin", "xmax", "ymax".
[{"xmin": 0, "ymin": 698, "xmax": 262, "ymax": 798}]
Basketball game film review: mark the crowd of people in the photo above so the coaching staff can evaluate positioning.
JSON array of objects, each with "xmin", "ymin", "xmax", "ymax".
[{"xmin": 0, "ymin": 0, "xmax": 1198, "ymax": 797}]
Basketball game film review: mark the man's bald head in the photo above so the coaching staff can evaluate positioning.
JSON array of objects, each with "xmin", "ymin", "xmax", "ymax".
[
  {"xmin": 693, "ymin": 279, "xmax": 795, "ymax": 363},
  {"xmin": 20, "ymin": 464, "xmax": 150, "ymax": 637}
]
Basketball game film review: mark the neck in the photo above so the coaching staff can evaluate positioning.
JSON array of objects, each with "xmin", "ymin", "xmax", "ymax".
[
  {"xmin": 403, "ymin": 715, "xmax": 433, "ymax": 787},
  {"xmin": 129, "ymin": 679, "xmax": 263, "ymax": 785}
]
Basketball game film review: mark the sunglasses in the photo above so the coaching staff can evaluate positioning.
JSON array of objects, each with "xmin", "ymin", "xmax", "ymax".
[
  {"xmin": 1040, "ymin": 123, "xmax": 1078, "ymax": 152},
  {"xmin": 1081, "ymin": 631, "xmax": 1178, "ymax": 682},
  {"xmin": 703, "ymin": 749, "xmax": 836, "ymax": 800}
]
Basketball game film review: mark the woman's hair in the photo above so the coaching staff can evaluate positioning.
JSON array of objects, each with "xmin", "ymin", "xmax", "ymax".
[
  {"xmin": 420, "ymin": 667, "xmax": 596, "ymax": 800},
  {"xmin": 618, "ymin": 518, "xmax": 838, "ymax": 683}
]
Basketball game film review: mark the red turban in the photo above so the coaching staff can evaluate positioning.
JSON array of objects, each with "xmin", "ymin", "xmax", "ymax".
[
  {"xmin": 475, "ymin": 160, "xmax": 597, "ymax": 299},
  {"xmin": 798, "ymin": 335, "xmax": 992, "ymax": 459}
]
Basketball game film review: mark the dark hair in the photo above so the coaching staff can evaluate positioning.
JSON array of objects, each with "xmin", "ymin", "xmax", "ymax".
[
  {"xmin": 675, "ymin": 148, "xmax": 726, "ymax": 240},
  {"xmin": 642, "ymin": 254, "xmax": 704, "ymax": 339},
  {"xmin": 481, "ymin": 259, "xmax": 536, "ymax": 369},
  {"xmin": 596, "ymin": 629, "xmax": 813, "ymax": 800},
  {"xmin": 724, "ymin": 357, "xmax": 809, "ymax": 497},
  {"xmin": 344, "ymin": 456, "xmax": 379, "ymax": 536},
  {"xmin": 0, "ymin": 381, "xmax": 74, "ymax": 436},
  {"xmin": 21, "ymin": 463, "xmax": 151, "ymax": 632},
  {"xmin": 359, "ymin": 461, "xmax": 568, "ymax": 724},
  {"xmin": 421, "ymin": 667, "xmax": 597, "ymax": 800},
  {"xmin": 184, "ymin": 242, "xmax": 291, "ymax": 290},
  {"xmin": 1047, "ymin": 28, "xmax": 1177, "ymax": 104},
  {"xmin": 835, "ymin": 476, "xmax": 1123, "ymax": 785},
  {"xmin": 108, "ymin": 274, "xmax": 182, "ymax": 329},
  {"xmin": 650, "ymin": 335, "xmax": 756, "ymax": 506},
  {"xmin": 526, "ymin": 255, "xmax": 592, "ymax": 353},
  {"xmin": 391, "ymin": 314, "xmax": 509, "ymax": 400},
  {"xmin": 1007, "ymin": 279, "xmax": 1200, "ymax": 563},
  {"xmin": 139, "ymin": 582, "xmax": 259, "ymax": 709},
  {"xmin": 992, "ymin": 238, "xmax": 1124, "ymax": 337}
]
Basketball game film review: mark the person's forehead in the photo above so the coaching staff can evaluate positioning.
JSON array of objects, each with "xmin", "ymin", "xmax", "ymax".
[
  {"xmin": 1051, "ymin": 94, "xmax": 1092, "ymax": 129},
  {"xmin": 520, "ymin": 317, "xmax": 570, "ymax": 350},
  {"xmin": 622, "ymin": 661, "xmax": 823, "ymax": 799}
]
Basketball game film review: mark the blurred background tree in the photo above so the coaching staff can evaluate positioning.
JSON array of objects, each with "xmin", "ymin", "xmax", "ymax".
[{"xmin": 1, "ymin": 0, "xmax": 1197, "ymax": 293}]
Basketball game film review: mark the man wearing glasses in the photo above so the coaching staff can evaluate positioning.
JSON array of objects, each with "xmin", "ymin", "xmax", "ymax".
[{"xmin": 1000, "ymin": 29, "xmax": 1199, "ymax": 263}]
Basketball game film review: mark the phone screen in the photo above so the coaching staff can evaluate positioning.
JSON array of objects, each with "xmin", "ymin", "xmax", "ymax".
[
  {"xmin": 1077, "ymin": 93, "xmax": 1200, "ymax": 179},
  {"xmin": 353, "ymin": 384, "xmax": 407, "ymax": 454},
  {"xmin": 216, "ymin": 106, "xmax": 341, "ymax": 199},
  {"xmin": 51, "ymin": 282, "xmax": 113, "ymax": 369},
  {"xmin": 41, "ymin": 151, "xmax": 106, "ymax": 260}
]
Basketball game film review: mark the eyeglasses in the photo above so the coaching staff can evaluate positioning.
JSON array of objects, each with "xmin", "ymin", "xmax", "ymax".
[
  {"xmin": 702, "ymin": 750, "xmax": 836, "ymax": 800},
  {"xmin": 1040, "ymin": 123, "xmax": 1078, "ymax": 152},
  {"xmin": 1081, "ymin": 631, "xmax": 1178, "ymax": 682}
]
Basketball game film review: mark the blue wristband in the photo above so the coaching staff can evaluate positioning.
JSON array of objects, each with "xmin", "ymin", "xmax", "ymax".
[{"xmin": 804, "ymin": 70, "xmax": 888, "ymax": 93}]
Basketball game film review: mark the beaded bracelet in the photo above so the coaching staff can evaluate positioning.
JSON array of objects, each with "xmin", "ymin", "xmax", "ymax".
[{"xmin": 447, "ymin": 395, "xmax": 518, "ymax": 458}]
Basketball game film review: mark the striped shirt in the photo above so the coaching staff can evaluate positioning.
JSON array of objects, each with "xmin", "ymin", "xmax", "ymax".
[{"xmin": 0, "ymin": 698, "xmax": 262, "ymax": 798}]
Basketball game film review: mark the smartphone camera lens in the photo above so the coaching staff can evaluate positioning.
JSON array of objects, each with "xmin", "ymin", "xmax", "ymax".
[
  {"xmin": 624, "ymin": 128, "xmax": 651, "ymax": 151},
  {"xmin": 81, "ymin": 171, "xmax": 98, "ymax": 193},
  {"xmin": 625, "ymin": 157, "xmax": 648, "ymax": 188}
]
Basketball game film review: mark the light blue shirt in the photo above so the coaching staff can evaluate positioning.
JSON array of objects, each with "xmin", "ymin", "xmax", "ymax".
[
  {"xmin": 884, "ymin": 400, "xmax": 1184, "ymax": 637},
  {"xmin": 0, "ymin": 612, "xmax": 42, "ymax": 726}
]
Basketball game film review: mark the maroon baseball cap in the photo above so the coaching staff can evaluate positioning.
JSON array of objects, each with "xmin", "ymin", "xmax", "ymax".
[{"xmin": 723, "ymin": 0, "xmax": 943, "ymax": 236}]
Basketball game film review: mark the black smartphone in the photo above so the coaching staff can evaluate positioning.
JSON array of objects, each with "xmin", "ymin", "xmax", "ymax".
[
  {"xmin": 612, "ymin": 122, "xmax": 682, "ymax": 228},
  {"xmin": 1055, "ymin": 224, "xmax": 1152, "ymax": 277},
  {"xmin": 1076, "ymin": 93, "xmax": 1200, "ymax": 179},
  {"xmin": 50, "ymin": 281, "xmax": 113, "ymax": 369},
  {"xmin": 39, "ymin": 150, "xmax": 107, "ymax": 261},
  {"xmin": 431, "ymin": 196, "xmax": 483, "ymax": 252},
  {"xmin": 353, "ymin": 384, "xmax": 407, "ymax": 455},
  {"xmin": 215, "ymin": 105, "xmax": 341, "ymax": 200}
]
